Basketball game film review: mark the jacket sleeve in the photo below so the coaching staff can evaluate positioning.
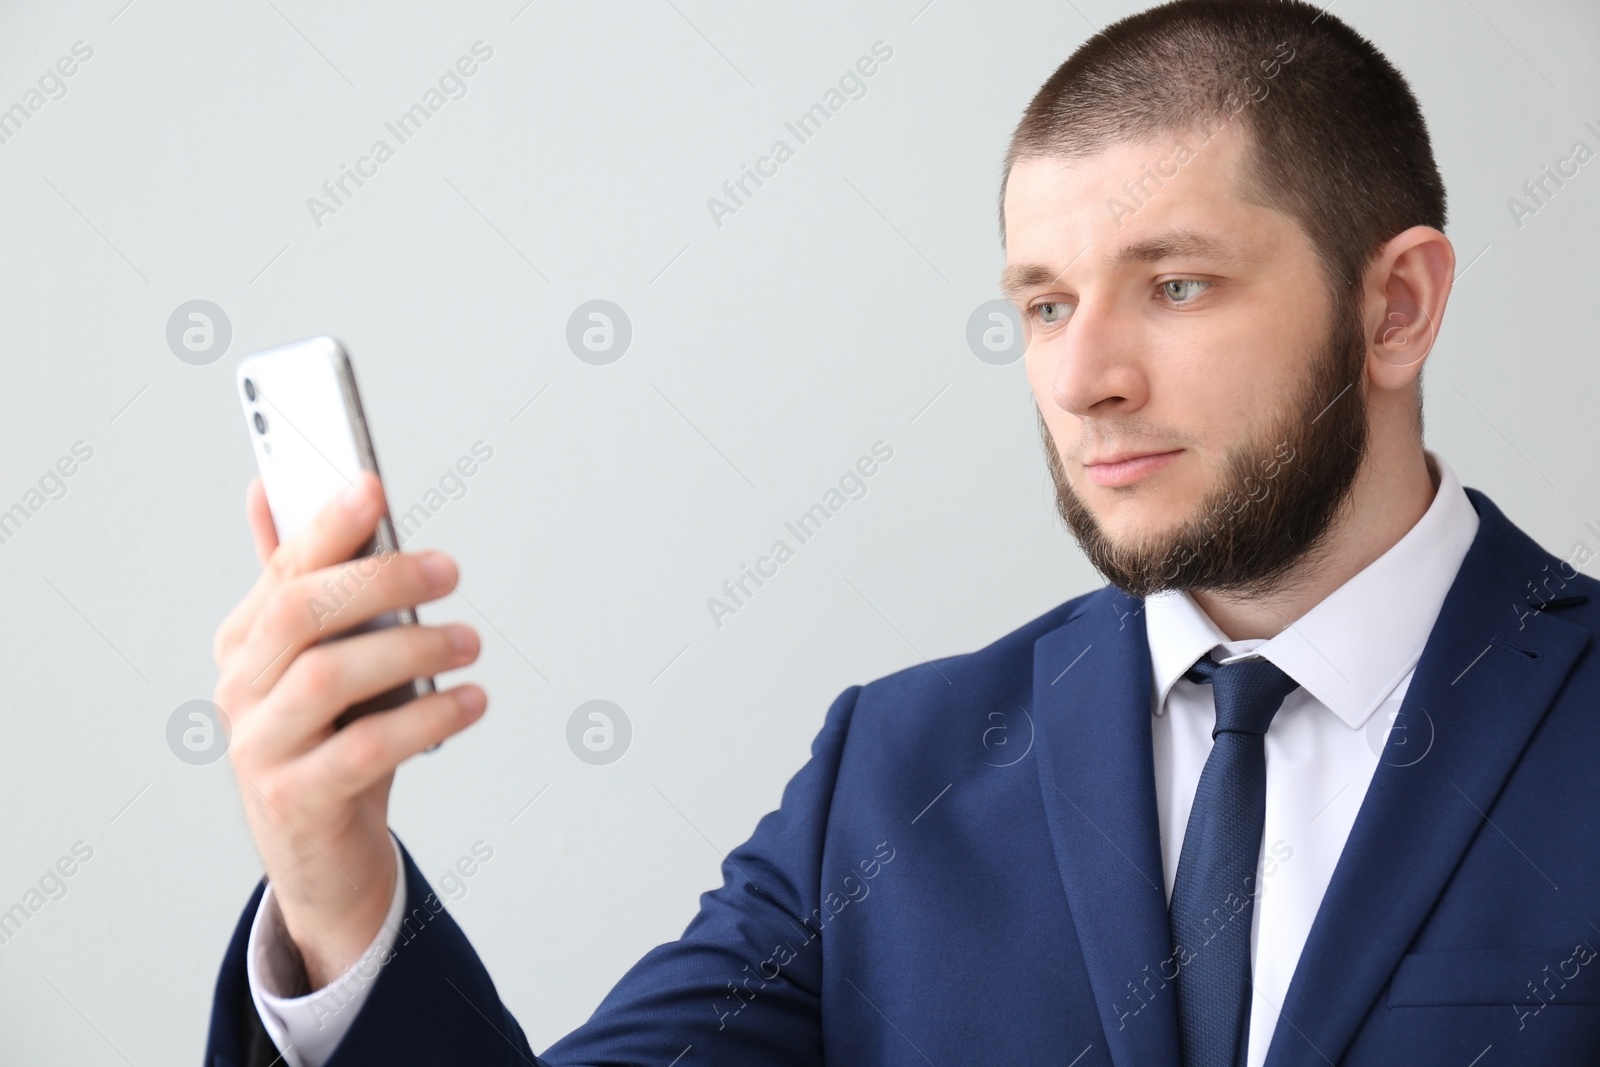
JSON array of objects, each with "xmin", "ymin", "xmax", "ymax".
[{"xmin": 205, "ymin": 684, "xmax": 863, "ymax": 1067}]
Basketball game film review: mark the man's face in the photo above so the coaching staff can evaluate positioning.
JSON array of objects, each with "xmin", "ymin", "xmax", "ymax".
[{"xmin": 1002, "ymin": 124, "xmax": 1369, "ymax": 598}]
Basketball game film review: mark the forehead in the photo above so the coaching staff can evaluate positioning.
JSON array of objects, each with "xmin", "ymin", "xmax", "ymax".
[{"xmin": 1001, "ymin": 126, "xmax": 1298, "ymax": 280}]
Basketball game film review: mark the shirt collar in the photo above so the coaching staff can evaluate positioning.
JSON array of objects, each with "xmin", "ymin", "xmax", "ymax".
[{"xmin": 1144, "ymin": 450, "xmax": 1479, "ymax": 730}]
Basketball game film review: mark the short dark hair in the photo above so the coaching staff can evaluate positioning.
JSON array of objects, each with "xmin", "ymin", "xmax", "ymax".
[{"xmin": 999, "ymin": 0, "xmax": 1447, "ymax": 301}]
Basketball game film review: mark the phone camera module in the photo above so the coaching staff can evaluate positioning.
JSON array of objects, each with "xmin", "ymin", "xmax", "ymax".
[
  {"xmin": 253, "ymin": 411, "xmax": 267, "ymax": 434},
  {"xmin": 243, "ymin": 378, "xmax": 256, "ymax": 401}
]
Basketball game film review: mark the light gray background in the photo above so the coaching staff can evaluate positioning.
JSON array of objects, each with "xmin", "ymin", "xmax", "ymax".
[{"xmin": 1, "ymin": 0, "xmax": 1597, "ymax": 1062}]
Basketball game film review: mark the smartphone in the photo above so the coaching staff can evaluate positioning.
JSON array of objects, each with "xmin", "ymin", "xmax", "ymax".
[{"xmin": 236, "ymin": 336, "xmax": 435, "ymax": 728}]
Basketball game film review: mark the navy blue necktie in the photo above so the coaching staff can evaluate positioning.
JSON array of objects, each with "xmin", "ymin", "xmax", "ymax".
[{"xmin": 1169, "ymin": 653, "xmax": 1301, "ymax": 1067}]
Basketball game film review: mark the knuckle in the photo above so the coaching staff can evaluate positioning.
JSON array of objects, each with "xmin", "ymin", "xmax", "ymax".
[
  {"xmin": 226, "ymin": 719, "xmax": 260, "ymax": 772},
  {"xmin": 252, "ymin": 775, "xmax": 294, "ymax": 815},
  {"xmin": 265, "ymin": 545, "xmax": 299, "ymax": 584},
  {"xmin": 213, "ymin": 673, "xmax": 241, "ymax": 713},
  {"xmin": 287, "ymin": 647, "xmax": 341, "ymax": 697},
  {"xmin": 263, "ymin": 585, "xmax": 312, "ymax": 637},
  {"xmin": 214, "ymin": 664, "xmax": 262, "ymax": 715},
  {"xmin": 213, "ymin": 606, "xmax": 253, "ymax": 666},
  {"xmin": 340, "ymin": 726, "xmax": 389, "ymax": 776}
]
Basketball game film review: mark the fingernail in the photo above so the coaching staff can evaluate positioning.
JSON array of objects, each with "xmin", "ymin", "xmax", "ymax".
[
  {"xmin": 421, "ymin": 552, "xmax": 454, "ymax": 587},
  {"xmin": 456, "ymin": 687, "xmax": 486, "ymax": 716},
  {"xmin": 446, "ymin": 622, "xmax": 476, "ymax": 653},
  {"xmin": 339, "ymin": 479, "xmax": 367, "ymax": 511}
]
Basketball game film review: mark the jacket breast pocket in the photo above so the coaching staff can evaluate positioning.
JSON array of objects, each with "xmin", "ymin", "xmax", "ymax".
[{"xmin": 1389, "ymin": 947, "xmax": 1600, "ymax": 1008}]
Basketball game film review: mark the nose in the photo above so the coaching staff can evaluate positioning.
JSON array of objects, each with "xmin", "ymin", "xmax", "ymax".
[{"xmin": 1033, "ymin": 298, "xmax": 1149, "ymax": 421}]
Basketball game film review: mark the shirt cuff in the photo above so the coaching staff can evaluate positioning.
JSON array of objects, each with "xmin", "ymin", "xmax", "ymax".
[{"xmin": 245, "ymin": 833, "xmax": 408, "ymax": 1067}]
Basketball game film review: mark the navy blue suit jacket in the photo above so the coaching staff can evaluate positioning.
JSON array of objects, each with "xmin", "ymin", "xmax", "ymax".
[{"xmin": 207, "ymin": 487, "xmax": 1600, "ymax": 1065}]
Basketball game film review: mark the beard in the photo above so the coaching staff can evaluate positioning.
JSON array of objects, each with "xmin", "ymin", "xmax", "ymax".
[{"xmin": 1042, "ymin": 290, "xmax": 1369, "ymax": 601}]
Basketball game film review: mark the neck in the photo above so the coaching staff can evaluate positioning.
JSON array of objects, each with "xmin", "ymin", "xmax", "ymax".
[{"xmin": 1190, "ymin": 440, "xmax": 1438, "ymax": 642}]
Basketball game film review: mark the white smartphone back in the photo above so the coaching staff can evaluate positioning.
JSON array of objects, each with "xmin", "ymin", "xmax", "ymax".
[
  {"xmin": 236, "ymin": 336, "xmax": 435, "ymax": 725},
  {"xmin": 238, "ymin": 337, "xmax": 368, "ymax": 542}
]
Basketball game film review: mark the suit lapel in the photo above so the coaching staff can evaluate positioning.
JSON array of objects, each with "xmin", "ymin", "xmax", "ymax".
[
  {"xmin": 1033, "ymin": 585, "xmax": 1182, "ymax": 1066},
  {"xmin": 1263, "ymin": 488, "xmax": 1594, "ymax": 1066}
]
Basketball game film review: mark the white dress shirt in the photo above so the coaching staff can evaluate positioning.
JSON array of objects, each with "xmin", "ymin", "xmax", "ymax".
[
  {"xmin": 251, "ymin": 449, "xmax": 1480, "ymax": 1067},
  {"xmin": 248, "ymin": 833, "xmax": 407, "ymax": 1067},
  {"xmin": 1146, "ymin": 448, "xmax": 1478, "ymax": 1067}
]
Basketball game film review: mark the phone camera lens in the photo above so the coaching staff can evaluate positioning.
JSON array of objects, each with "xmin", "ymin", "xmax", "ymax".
[
  {"xmin": 243, "ymin": 378, "xmax": 256, "ymax": 401},
  {"xmin": 253, "ymin": 411, "xmax": 267, "ymax": 434}
]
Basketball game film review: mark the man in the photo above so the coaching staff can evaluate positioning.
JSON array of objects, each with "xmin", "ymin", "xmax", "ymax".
[{"xmin": 206, "ymin": 1, "xmax": 1600, "ymax": 1064}]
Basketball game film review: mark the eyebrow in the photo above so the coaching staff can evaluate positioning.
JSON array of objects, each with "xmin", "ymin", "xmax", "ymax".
[{"xmin": 1000, "ymin": 228, "xmax": 1245, "ymax": 297}]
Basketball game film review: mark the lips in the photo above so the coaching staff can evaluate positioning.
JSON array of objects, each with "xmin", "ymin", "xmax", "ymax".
[
  {"xmin": 1084, "ymin": 449, "xmax": 1182, "ymax": 488},
  {"xmin": 1084, "ymin": 449, "xmax": 1180, "ymax": 467}
]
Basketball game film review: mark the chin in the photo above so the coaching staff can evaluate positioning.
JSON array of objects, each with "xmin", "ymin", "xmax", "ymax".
[
  {"xmin": 1105, "ymin": 512, "xmax": 1179, "ymax": 549},
  {"xmin": 1087, "ymin": 475, "xmax": 1187, "ymax": 514}
]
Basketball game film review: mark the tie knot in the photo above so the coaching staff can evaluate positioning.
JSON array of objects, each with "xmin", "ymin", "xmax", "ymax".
[{"xmin": 1185, "ymin": 654, "xmax": 1300, "ymax": 738}]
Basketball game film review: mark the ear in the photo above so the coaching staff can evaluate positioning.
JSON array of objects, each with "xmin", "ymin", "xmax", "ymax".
[{"xmin": 1361, "ymin": 225, "xmax": 1454, "ymax": 392}]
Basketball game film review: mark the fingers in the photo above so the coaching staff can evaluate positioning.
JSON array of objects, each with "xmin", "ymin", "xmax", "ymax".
[
  {"xmin": 224, "ymin": 548, "xmax": 459, "ymax": 703},
  {"xmin": 246, "ymin": 477, "xmax": 279, "ymax": 565},
  {"xmin": 215, "ymin": 472, "xmax": 383, "ymax": 668},
  {"xmin": 296, "ymin": 684, "xmax": 488, "ymax": 800},
  {"xmin": 249, "ymin": 621, "xmax": 480, "ymax": 759},
  {"xmin": 214, "ymin": 478, "xmax": 282, "ymax": 666},
  {"xmin": 263, "ymin": 470, "xmax": 385, "ymax": 586}
]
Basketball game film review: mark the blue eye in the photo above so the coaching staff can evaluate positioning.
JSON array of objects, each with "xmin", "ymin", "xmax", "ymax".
[
  {"xmin": 1162, "ymin": 279, "xmax": 1209, "ymax": 302},
  {"xmin": 1035, "ymin": 301, "xmax": 1070, "ymax": 324}
]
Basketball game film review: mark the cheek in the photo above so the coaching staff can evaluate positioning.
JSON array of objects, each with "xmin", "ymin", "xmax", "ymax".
[
  {"xmin": 1040, "ymin": 412, "xmax": 1080, "ymax": 472},
  {"xmin": 1023, "ymin": 334, "xmax": 1046, "ymax": 388},
  {"xmin": 1025, "ymin": 340, "xmax": 1069, "ymax": 416},
  {"xmin": 1162, "ymin": 335, "xmax": 1271, "ymax": 430}
]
